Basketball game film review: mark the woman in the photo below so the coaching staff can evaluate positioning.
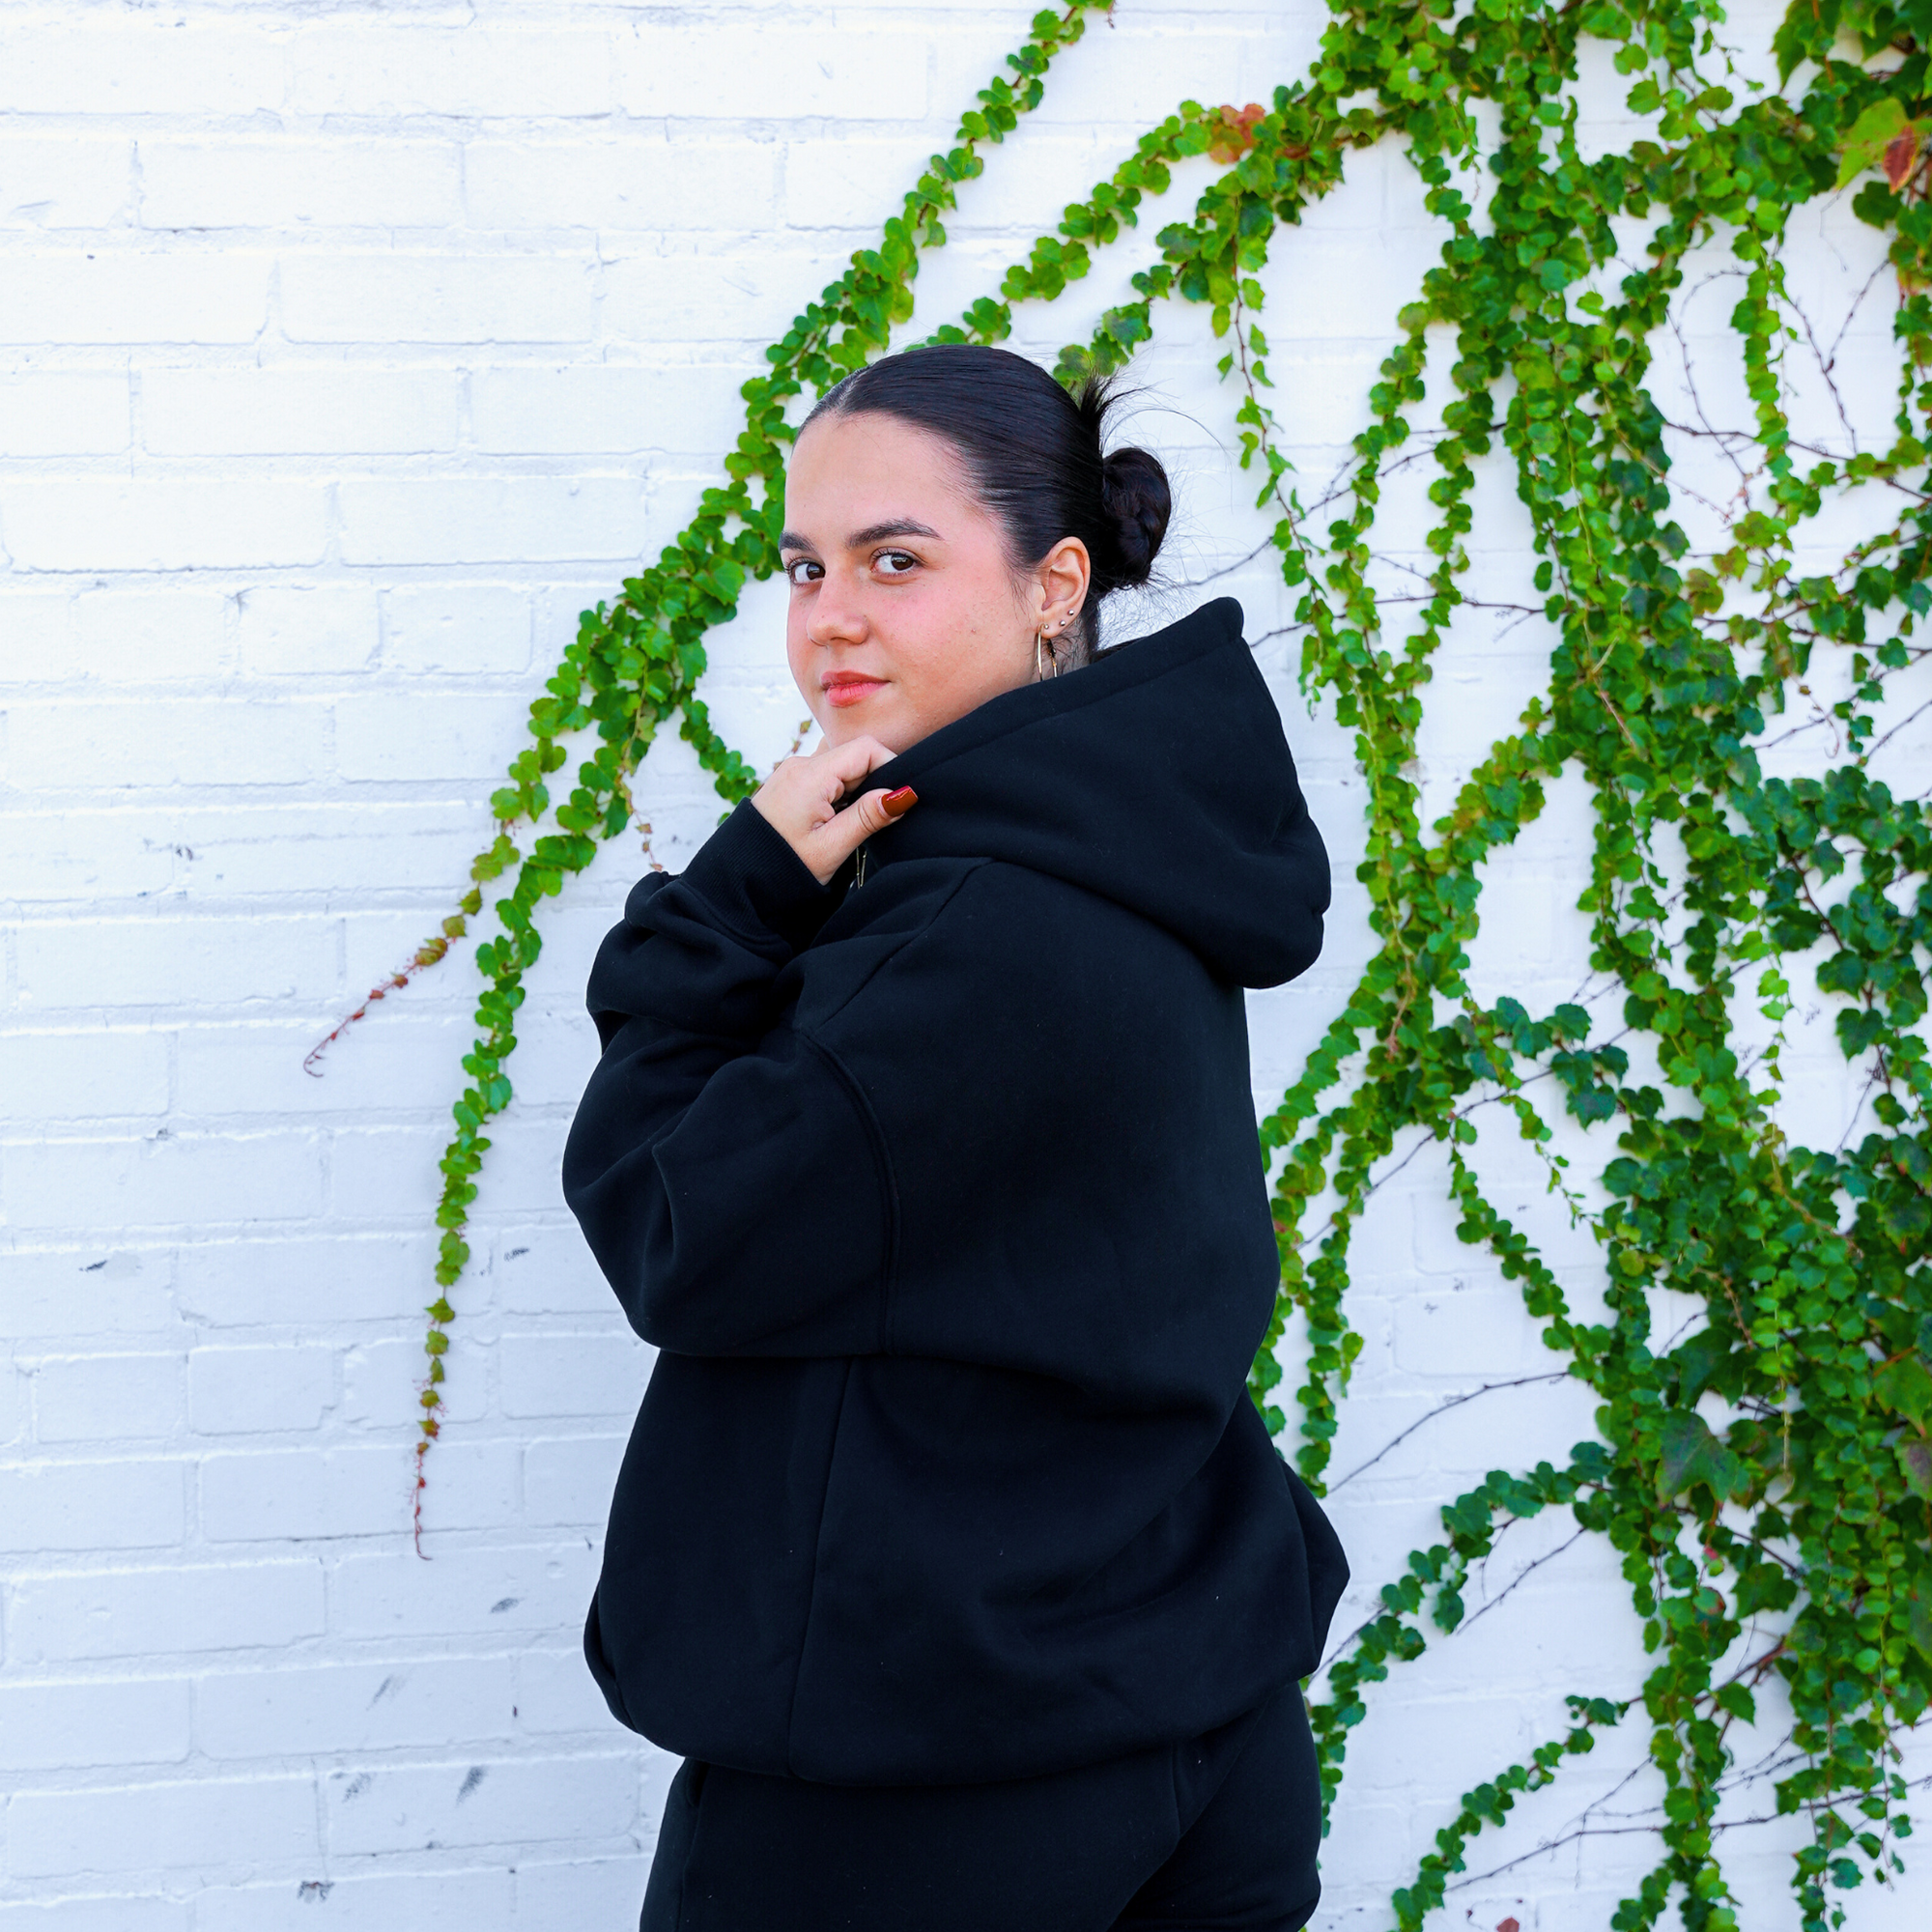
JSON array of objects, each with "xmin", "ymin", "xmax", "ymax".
[{"xmin": 562, "ymin": 344, "xmax": 1346, "ymax": 1931}]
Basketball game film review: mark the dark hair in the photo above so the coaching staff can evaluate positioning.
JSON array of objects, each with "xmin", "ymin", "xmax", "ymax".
[{"xmin": 805, "ymin": 344, "xmax": 1172, "ymax": 668}]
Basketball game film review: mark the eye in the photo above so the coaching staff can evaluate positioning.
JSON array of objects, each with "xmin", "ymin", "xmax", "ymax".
[
  {"xmin": 874, "ymin": 550, "xmax": 919, "ymax": 578},
  {"xmin": 784, "ymin": 557, "xmax": 822, "ymax": 586}
]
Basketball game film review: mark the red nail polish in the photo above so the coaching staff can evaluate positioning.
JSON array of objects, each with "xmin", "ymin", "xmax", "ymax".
[{"xmin": 881, "ymin": 785, "xmax": 918, "ymax": 819}]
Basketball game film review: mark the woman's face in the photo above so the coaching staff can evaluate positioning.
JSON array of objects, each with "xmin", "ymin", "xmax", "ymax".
[{"xmin": 780, "ymin": 410, "xmax": 1088, "ymax": 753}]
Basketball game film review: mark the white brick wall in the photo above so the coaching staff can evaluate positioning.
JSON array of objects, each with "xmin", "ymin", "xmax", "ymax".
[{"xmin": 3, "ymin": 1, "xmax": 1927, "ymax": 1927}]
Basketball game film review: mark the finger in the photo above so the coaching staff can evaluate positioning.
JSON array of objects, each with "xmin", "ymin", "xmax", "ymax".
[
  {"xmin": 807, "ymin": 783, "xmax": 918, "ymax": 872},
  {"xmin": 816, "ymin": 734, "xmax": 898, "ymax": 792}
]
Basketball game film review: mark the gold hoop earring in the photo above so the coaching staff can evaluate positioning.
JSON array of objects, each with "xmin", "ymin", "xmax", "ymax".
[{"xmin": 1036, "ymin": 630, "xmax": 1051, "ymax": 682}]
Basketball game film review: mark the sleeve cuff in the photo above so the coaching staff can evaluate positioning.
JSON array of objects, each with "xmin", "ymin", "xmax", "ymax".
[{"xmin": 674, "ymin": 799, "xmax": 841, "ymax": 954}]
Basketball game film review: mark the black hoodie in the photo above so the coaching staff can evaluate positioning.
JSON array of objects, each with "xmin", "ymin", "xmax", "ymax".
[{"xmin": 562, "ymin": 596, "xmax": 1347, "ymax": 1786}]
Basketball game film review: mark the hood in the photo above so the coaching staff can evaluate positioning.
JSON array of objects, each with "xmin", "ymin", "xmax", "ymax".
[{"xmin": 859, "ymin": 597, "xmax": 1329, "ymax": 989}]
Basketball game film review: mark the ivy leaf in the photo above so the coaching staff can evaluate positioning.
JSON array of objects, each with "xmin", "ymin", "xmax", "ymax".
[
  {"xmin": 1875, "ymin": 1356, "xmax": 1932, "ymax": 1430},
  {"xmin": 1656, "ymin": 1412, "xmax": 1747, "ymax": 1505},
  {"xmin": 1897, "ymin": 1437, "xmax": 1932, "ymax": 1504},
  {"xmin": 1673, "ymin": 1328, "xmax": 1735, "ymax": 1404},
  {"xmin": 1835, "ymin": 99, "xmax": 1912, "ymax": 190},
  {"xmin": 1886, "ymin": 128, "xmax": 1923, "ymax": 190},
  {"xmin": 1907, "ymin": 1579, "xmax": 1932, "ymax": 1663}
]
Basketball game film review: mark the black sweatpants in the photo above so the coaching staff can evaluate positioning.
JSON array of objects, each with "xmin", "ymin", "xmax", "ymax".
[{"xmin": 638, "ymin": 1681, "xmax": 1322, "ymax": 1932}]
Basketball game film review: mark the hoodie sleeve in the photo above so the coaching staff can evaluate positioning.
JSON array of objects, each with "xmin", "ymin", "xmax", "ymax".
[{"xmin": 560, "ymin": 802, "xmax": 894, "ymax": 1357}]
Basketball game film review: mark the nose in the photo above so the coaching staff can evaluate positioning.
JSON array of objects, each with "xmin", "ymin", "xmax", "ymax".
[{"xmin": 807, "ymin": 565, "xmax": 868, "ymax": 649}]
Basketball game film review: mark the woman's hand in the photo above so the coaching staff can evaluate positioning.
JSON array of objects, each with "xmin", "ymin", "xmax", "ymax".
[{"xmin": 751, "ymin": 735, "xmax": 918, "ymax": 885}]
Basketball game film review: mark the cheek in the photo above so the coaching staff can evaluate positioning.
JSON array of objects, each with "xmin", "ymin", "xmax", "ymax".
[
  {"xmin": 784, "ymin": 605, "xmax": 822, "ymax": 708},
  {"xmin": 891, "ymin": 578, "xmax": 998, "ymax": 686}
]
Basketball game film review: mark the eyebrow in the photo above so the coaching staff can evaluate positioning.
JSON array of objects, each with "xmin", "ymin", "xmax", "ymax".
[{"xmin": 777, "ymin": 518, "xmax": 944, "ymax": 554}]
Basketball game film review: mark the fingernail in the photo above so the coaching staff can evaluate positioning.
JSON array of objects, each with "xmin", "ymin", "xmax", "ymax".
[{"xmin": 881, "ymin": 785, "xmax": 918, "ymax": 819}]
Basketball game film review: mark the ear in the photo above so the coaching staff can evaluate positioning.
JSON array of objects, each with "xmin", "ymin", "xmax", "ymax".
[{"xmin": 1033, "ymin": 536, "xmax": 1092, "ymax": 633}]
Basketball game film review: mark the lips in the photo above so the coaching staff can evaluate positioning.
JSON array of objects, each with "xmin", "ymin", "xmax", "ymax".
[{"xmin": 822, "ymin": 672, "xmax": 886, "ymax": 708}]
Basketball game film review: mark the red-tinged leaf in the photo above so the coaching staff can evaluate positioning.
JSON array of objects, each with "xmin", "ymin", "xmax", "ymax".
[
  {"xmin": 1836, "ymin": 98, "xmax": 1910, "ymax": 187},
  {"xmin": 1897, "ymin": 1436, "xmax": 1932, "ymax": 1502},
  {"xmin": 1207, "ymin": 101, "xmax": 1266, "ymax": 164},
  {"xmin": 1886, "ymin": 128, "xmax": 1921, "ymax": 191}
]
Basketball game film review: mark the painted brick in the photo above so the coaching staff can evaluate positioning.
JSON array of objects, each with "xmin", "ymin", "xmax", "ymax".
[
  {"xmin": 522, "ymin": 1435, "xmax": 628, "ymax": 1527},
  {"xmin": 381, "ymin": 584, "xmax": 531, "ymax": 675},
  {"xmin": 0, "ymin": 1458, "xmax": 184, "ymax": 1555},
  {"xmin": 0, "ymin": 808, "xmax": 174, "ymax": 901},
  {"xmin": 194, "ymin": 1869, "xmax": 513, "ymax": 1932},
  {"xmin": 1392, "ymin": 1283, "xmax": 1555, "ymax": 1378},
  {"xmin": 465, "ymin": 140, "xmax": 780, "ymax": 232},
  {"xmin": 279, "ymin": 254, "xmax": 596, "ymax": 345},
  {"xmin": 338, "ymin": 909, "xmax": 487, "ymax": 1007},
  {"xmin": 0, "ymin": 1032, "xmax": 170, "ymax": 1122},
  {"xmin": 172, "ymin": 1014, "xmax": 471, "ymax": 1121},
  {"xmin": 603, "ymin": 249, "xmax": 821, "ymax": 345},
  {"xmin": 287, "ymin": 26, "xmax": 615, "ymax": 120},
  {"xmin": 0, "ymin": 253, "xmax": 270, "ymax": 346},
  {"xmin": 72, "ymin": 588, "xmax": 229, "ymax": 682},
  {"xmin": 323, "ymin": 1750, "xmax": 635, "ymax": 1855},
  {"xmin": 0, "ymin": 1132, "xmax": 325, "ymax": 1234},
  {"xmin": 5, "ymin": 1560, "xmax": 325, "ymax": 1663},
  {"xmin": 142, "ymin": 367, "xmax": 461, "ymax": 457},
  {"xmin": 6, "ymin": 1774, "xmax": 318, "ymax": 1877},
  {"xmin": 0, "ymin": 802, "xmax": 242, "ymax": 903},
  {"xmin": 0, "ymin": 137, "xmax": 132, "ymax": 227},
  {"xmin": 0, "ymin": 1678, "xmax": 191, "ymax": 1772},
  {"xmin": 172, "ymin": 1235, "xmax": 436, "ymax": 1329},
  {"xmin": 782, "ymin": 136, "xmax": 937, "ymax": 228},
  {"xmin": 462, "ymin": 1111, "xmax": 574, "ymax": 1217},
  {"xmin": 499, "ymin": 1332, "xmax": 650, "ymax": 1421},
  {"xmin": 326, "ymin": 1126, "xmax": 449, "ymax": 1222},
  {"xmin": 187, "ymin": 1346, "xmax": 334, "ymax": 1435},
  {"xmin": 0, "ymin": 1361, "xmax": 22, "ymax": 1448},
  {"xmin": 233, "ymin": 584, "xmax": 380, "ymax": 677},
  {"xmin": 470, "ymin": 362, "xmax": 752, "ymax": 456},
  {"xmin": 195, "ymin": 1655, "xmax": 516, "ymax": 1759},
  {"xmin": 0, "ymin": 590, "xmax": 71, "ymax": 683},
  {"xmin": 0, "ymin": 374, "xmax": 129, "ymax": 457},
  {"xmin": 493, "ymin": 1225, "xmax": 618, "ymax": 1318},
  {"xmin": 513, "ymin": 1645, "xmax": 619, "ymax": 1736},
  {"xmin": 15, "ymin": 914, "xmax": 338, "ymax": 1011},
  {"xmin": 5, "ymin": 25, "xmax": 286, "ymax": 117},
  {"xmin": 5, "ymin": 698, "xmax": 327, "ymax": 791},
  {"xmin": 329, "ymin": 1542, "xmax": 598, "ymax": 1640},
  {"xmin": 140, "ymin": 140, "xmax": 462, "ymax": 232},
  {"xmin": 31, "ymin": 1352, "xmax": 181, "ymax": 1443},
  {"xmin": 615, "ymin": 29, "xmax": 930, "ymax": 121},
  {"xmin": 0, "ymin": 1250, "xmax": 174, "ymax": 1343},
  {"xmin": 200, "ymin": 1438, "xmax": 516, "ymax": 1543},
  {"xmin": 197, "ymin": 1444, "xmax": 413, "ymax": 1544},
  {"xmin": 0, "ymin": 808, "xmax": 190, "ymax": 907},
  {"xmin": 328, "ymin": 691, "xmax": 523, "ymax": 786},
  {"xmin": 341, "ymin": 1336, "xmax": 488, "ymax": 1433},
  {"xmin": 515, "ymin": 1859, "xmax": 658, "ymax": 1924},
  {"xmin": 0, "ymin": 478, "xmax": 327, "ymax": 571},
  {"xmin": 333, "ymin": 477, "xmax": 647, "ymax": 567},
  {"xmin": 0, "ymin": 1900, "xmax": 188, "ymax": 1932}
]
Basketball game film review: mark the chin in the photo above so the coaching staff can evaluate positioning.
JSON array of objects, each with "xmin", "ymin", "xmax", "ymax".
[{"xmin": 825, "ymin": 704, "xmax": 910, "ymax": 753}]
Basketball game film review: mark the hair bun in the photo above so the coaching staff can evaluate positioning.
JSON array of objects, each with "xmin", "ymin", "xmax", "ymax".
[{"xmin": 1098, "ymin": 444, "xmax": 1171, "ymax": 588}]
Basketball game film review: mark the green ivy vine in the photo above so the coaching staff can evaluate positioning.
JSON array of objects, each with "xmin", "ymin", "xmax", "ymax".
[{"xmin": 332, "ymin": 2, "xmax": 1932, "ymax": 1924}]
